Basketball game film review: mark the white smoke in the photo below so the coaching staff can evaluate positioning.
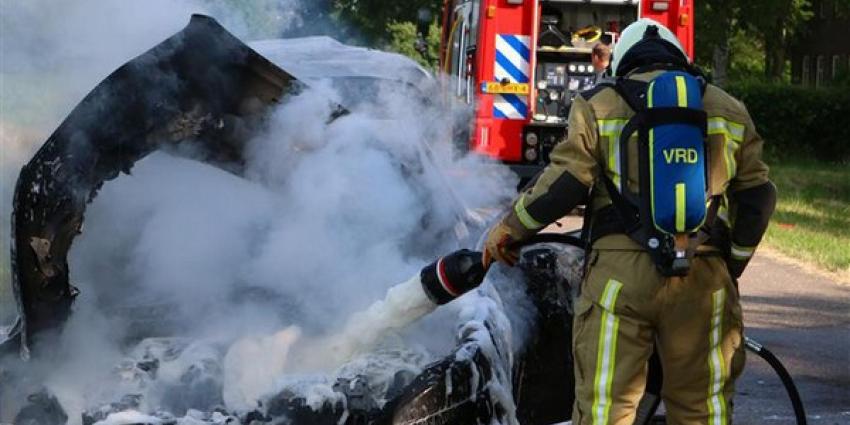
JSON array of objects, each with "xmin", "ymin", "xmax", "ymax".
[
  {"xmin": 59, "ymin": 82, "xmax": 516, "ymax": 414},
  {"xmin": 0, "ymin": 0, "xmax": 530, "ymax": 422},
  {"xmin": 0, "ymin": 0, "xmax": 303, "ymax": 334}
]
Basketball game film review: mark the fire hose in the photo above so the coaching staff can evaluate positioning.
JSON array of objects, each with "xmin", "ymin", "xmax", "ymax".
[{"xmin": 744, "ymin": 337, "xmax": 808, "ymax": 425}]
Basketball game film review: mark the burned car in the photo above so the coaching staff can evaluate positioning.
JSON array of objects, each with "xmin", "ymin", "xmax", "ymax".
[
  {"xmin": 1, "ymin": 15, "xmax": 663, "ymax": 425},
  {"xmin": 250, "ymin": 36, "xmax": 434, "ymax": 113}
]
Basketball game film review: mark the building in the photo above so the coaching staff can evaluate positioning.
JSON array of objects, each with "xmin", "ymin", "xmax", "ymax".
[{"xmin": 789, "ymin": 0, "xmax": 850, "ymax": 87}]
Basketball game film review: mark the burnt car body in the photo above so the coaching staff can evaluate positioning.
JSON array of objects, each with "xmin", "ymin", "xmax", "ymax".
[
  {"xmin": 250, "ymin": 36, "xmax": 435, "ymax": 112},
  {"xmin": 1, "ymin": 15, "xmax": 663, "ymax": 424},
  {"xmin": 3, "ymin": 15, "xmax": 299, "ymax": 354}
]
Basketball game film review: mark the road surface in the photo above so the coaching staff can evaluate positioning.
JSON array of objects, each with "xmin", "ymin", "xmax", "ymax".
[{"xmin": 735, "ymin": 251, "xmax": 850, "ymax": 424}]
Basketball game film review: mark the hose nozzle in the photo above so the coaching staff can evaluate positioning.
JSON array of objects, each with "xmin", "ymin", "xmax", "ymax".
[{"xmin": 420, "ymin": 249, "xmax": 486, "ymax": 305}]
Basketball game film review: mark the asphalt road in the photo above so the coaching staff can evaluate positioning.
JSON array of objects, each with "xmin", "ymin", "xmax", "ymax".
[{"xmin": 735, "ymin": 252, "xmax": 850, "ymax": 424}]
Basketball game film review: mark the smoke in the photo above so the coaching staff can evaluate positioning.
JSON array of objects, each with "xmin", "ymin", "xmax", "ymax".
[
  {"xmin": 0, "ymin": 0, "xmax": 528, "ymax": 421},
  {"xmin": 0, "ymin": 0, "xmax": 307, "ymax": 332},
  {"xmin": 58, "ymin": 80, "xmax": 517, "ymax": 412},
  {"xmin": 0, "ymin": 0, "xmax": 341, "ymax": 343}
]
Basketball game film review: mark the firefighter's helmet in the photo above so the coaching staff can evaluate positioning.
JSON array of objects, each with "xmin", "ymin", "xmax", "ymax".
[{"xmin": 611, "ymin": 18, "xmax": 687, "ymax": 77}]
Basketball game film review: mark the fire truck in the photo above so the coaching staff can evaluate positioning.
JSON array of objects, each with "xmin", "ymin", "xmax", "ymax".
[{"xmin": 439, "ymin": 0, "xmax": 695, "ymax": 179}]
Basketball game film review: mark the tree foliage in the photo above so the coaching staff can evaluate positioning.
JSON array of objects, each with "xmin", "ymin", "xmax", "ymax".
[
  {"xmin": 694, "ymin": 0, "xmax": 737, "ymax": 67},
  {"xmin": 208, "ymin": 0, "xmax": 444, "ymax": 65},
  {"xmin": 727, "ymin": 82, "xmax": 850, "ymax": 161},
  {"xmin": 387, "ymin": 20, "xmax": 442, "ymax": 68},
  {"xmin": 695, "ymin": 0, "xmax": 816, "ymax": 83},
  {"xmin": 215, "ymin": 0, "xmax": 842, "ymax": 84},
  {"xmin": 333, "ymin": 0, "xmax": 825, "ymax": 83},
  {"xmin": 332, "ymin": 0, "xmax": 444, "ymax": 43},
  {"xmin": 738, "ymin": 0, "xmax": 813, "ymax": 81}
]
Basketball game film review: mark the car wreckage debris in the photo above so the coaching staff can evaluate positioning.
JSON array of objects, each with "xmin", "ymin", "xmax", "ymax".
[
  {"xmin": 6, "ymin": 243, "xmax": 590, "ymax": 425},
  {"xmin": 14, "ymin": 391, "xmax": 68, "ymax": 425}
]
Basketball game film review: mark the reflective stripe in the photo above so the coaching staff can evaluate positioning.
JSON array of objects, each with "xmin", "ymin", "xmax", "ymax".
[
  {"xmin": 708, "ymin": 118, "xmax": 745, "ymax": 180},
  {"xmin": 649, "ymin": 125, "xmax": 658, "ymax": 226},
  {"xmin": 514, "ymin": 194, "xmax": 545, "ymax": 230},
  {"xmin": 724, "ymin": 137, "xmax": 740, "ymax": 180},
  {"xmin": 597, "ymin": 119, "xmax": 628, "ymax": 190},
  {"xmin": 716, "ymin": 194, "xmax": 730, "ymax": 225},
  {"xmin": 648, "ymin": 82, "xmax": 658, "ymax": 231},
  {"xmin": 676, "ymin": 75, "xmax": 688, "ymax": 107},
  {"xmin": 730, "ymin": 243, "xmax": 756, "ymax": 260},
  {"xmin": 494, "ymin": 34, "xmax": 531, "ymax": 119},
  {"xmin": 648, "ymin": 81, "xmax": 655, "ymax": 107},
  {"xmin": 495, "ymin": 51, "xmax": 529, "ymax": 83},
  {"xmin": 707, "ymin": 118, "xmax": 745, "ymax": 142},
  {"xmin": 494, "ymin": 34, "xmax": 531, "ymax": 84},
  {"xmin": 435, "ymin": 257, "xmax": 461, "ymax": 297},
  {"xmin": 717, "ymin": 206, "xmax": 730, "ymax": 224},
  {"xmin": 675, "ymin": 183, "xmax": 686, "ymax": 232},
  {"xmin": 494, "ymin": 93, "xmax": 528, "ymax": 120},
  {"xmin": 597, "ymin": 119, "xmax": 628, "ymax": 135},
  {"xmin": 707, "ymin": 289, "xmax": 728, "ymax": 425},
  {"xmin": 592, "ymin": 279, "xmax": 624, "ymax": 425}
]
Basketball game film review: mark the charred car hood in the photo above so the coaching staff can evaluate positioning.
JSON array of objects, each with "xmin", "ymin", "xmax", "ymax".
[{"xmin": 4, "ymin": 14, "xmax": 300, "ymax": 354}]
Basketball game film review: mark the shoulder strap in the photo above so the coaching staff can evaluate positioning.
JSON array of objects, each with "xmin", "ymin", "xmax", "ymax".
[
  {"xmin": 599, "ymin": 172, "xmax": 641, "ymax": 236},
  {"xmin": 614, "ymin": 78, "xmax": 647, "ymax": 112},
  {"xmin": 692, "ymin": 195, "xmax": 723, "ymax": 248},
  {"xmin": 612, "ymin": 78, "xmax": 647, "ymax": 204},
  {"xmin": 580, "ymin": 81, "xmax": 614, "ymax": 101},
  {"xmin": 627, "ymin": 63, "xmax": 711, "ymax": 92}
]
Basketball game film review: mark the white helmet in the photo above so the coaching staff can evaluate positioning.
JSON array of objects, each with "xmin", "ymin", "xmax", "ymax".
[{"xmin": 611, "ymin": 18, "xmax": 687, "ymax": 77}]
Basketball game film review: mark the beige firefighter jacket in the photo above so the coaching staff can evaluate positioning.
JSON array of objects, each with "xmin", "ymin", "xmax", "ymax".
[{"xmin": 502, "ymin": 70, "xmax": 770, "ymax": 256}]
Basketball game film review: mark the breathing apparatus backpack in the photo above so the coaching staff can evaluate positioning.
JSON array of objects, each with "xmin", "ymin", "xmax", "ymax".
[{"xmin": 598, "ymin": 69, "xmax": 718, "ymax": 277}]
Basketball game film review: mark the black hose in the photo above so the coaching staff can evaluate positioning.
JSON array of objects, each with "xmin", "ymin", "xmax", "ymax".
[
  {"xmin": 744, "ymin": 337, "xmax": 807, "ymax": 425},
  {"xmin": 520, "ymin": 232, "xmax": 586, "ymax": 249}
]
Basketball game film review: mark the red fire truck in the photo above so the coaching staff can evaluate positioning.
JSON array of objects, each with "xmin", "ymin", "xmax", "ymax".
[{"xmin": 440, "ymin": 0, "xmax": 695, "ymax": 179}]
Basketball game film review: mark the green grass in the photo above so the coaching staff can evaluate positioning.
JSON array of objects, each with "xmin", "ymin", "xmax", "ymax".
[{"xmin": 764, "ymin": 159, "xmax": 850, "ymax": 275}]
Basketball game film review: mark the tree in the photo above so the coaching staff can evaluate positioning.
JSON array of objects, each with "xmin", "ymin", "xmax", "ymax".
[
  {"xmin": 738, "ymin": 0, "xmax": 813, "ymax": 82},
  {"xmin": 695, "ymin": 0, "xmax": 738, "ymax": 86},
  {"xmin": 202, "ymin": 0, "xmax": 339, "ymax": 39},
  {"xmin": 387, "ymin": 20, "xmax": 442, "ymax": 68},
  {"xmin": 332, "ymin": 0, "xmax": 444, "ymax": 44}
]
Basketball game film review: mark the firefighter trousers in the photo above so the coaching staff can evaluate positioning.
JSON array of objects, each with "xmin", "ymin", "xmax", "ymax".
[{"xmin": 571, "ymin": 246, "xmax": 745, "ymax": 425}]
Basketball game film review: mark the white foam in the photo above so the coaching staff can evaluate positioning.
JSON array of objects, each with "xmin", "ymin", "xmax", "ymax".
[
  {"xmin": 222, "ymin": 326, "xmax": 302, "ymax": 412},
  {"xmin": 92, "ymin": 410, "xmax": 163, "ymax": 425},
  {"xmin": 222, "ymin": 273, "xmax": 437, "ymax": 410},
  {"xmin": 288, "ymin": 274, "xmax": 437, "ymax": 370}
]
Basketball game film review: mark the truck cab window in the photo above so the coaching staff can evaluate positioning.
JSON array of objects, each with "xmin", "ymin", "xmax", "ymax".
[{"xmin": 446, "ymin": 1, "xmax": 478, "ymax": 103}]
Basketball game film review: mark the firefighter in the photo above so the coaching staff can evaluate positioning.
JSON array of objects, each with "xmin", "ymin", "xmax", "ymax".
[
  {"xmin": 591, "ymin": 42, "xmax": 611, "ymax": 84},
  {"xmin": 482, "ymin": 18, "xmax": 776, "ymax": 425}
]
